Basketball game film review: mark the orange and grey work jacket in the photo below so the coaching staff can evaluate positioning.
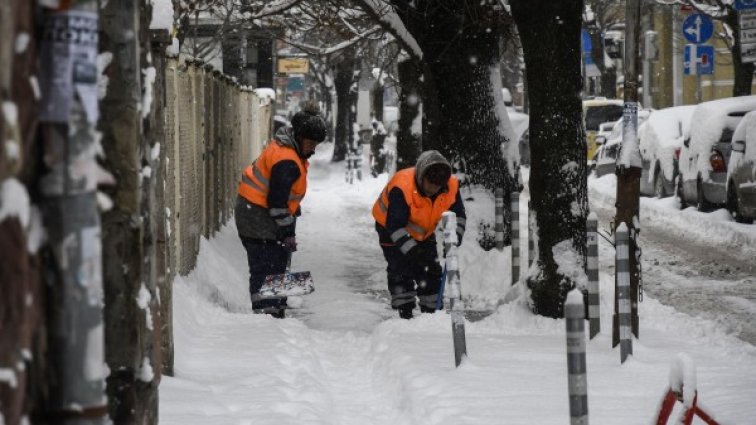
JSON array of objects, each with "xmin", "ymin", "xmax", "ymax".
[
  {"xmin": 238, "ymin": 141, "xmax": 308, "ymax": 228},
  {"xmin": 372, "ymin": 168, "xmax": 461, "ymax": 254}
]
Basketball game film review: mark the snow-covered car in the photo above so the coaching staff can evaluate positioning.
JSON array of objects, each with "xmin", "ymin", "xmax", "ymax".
[
  {"xmin": 637, "ymin": 105, "xmax": 696, "ymax": 197},
  {"xmin": 592, "ymin": 109, "xmax": 652, "ymax": 178},
  {"xmin": 678, "ymin": 96, "xmax": 756, "ymax": 211},
  {"xmin": 727, "ymin": 110, "xmax": 756, "ymax": 223}
]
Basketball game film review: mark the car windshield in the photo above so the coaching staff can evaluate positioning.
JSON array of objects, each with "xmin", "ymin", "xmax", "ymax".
[{"xmin": 585, "ymin": 105, "xmax": 623, "ymax": 131}]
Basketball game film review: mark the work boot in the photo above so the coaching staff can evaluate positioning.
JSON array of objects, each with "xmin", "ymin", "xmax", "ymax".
[
  {"xmin": 399, "ymin": 306, "xmax": 414, "ymax": 320},
  {"xmin": 271, "ymin": 308, "xmax": 286, "ymax": 319},
  {"xmin": 420, "ymin": 305, "xmax": 436, "ymax": 314}
]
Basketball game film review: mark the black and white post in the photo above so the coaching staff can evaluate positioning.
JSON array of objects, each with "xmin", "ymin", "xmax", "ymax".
[
  {"xmin": 565, "ymin": 289, "xmax": 589, "ymax": 425},
  {"xmin": 443, "ymin": 212, "xmax": 467, "ymax": 367},
  {"xmin": 495, "ymin": 188, "xmax": 505, "ymax": 251},
  {"xmin": 587, "ymin": 213, "xmax": 600, "ymax": 339},
  {"xmin": 345, "ymin": 151, "xmax": 353, "ymax": 184},
  {"xmin": 616, "ymin": 223, "xmax": 633, "ymax": 363},
  {"xmin": 528, "ymin": 201, "xmax": 534, "ymax": 268},
  {"xmin": 511, "ymin": 191, "xmax": 520, "ymax": 285}
]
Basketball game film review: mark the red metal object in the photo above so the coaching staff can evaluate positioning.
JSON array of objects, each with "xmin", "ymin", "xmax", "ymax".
[{"xmin": 655, "ymin": 388, "xmax": 721, "ymax": 425}]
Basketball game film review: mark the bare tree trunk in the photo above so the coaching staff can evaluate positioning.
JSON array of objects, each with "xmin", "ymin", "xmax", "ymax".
[
  {"xmin": 100, "ymin": 0, "xmax": 159, "ymax": 423},
  {"xmin": 333, "ymin": 55, "xmax": 355, "ymax": 162},
  {"xmin": 511, "ymin": 0, "xmax": 588, "ymax": 318},
  {"xmin": 396, "ymin": 58, "xmax": 422, "ymax": 170}
]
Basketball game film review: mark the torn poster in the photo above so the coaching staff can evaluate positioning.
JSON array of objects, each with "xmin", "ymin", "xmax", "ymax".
[{"xmin": 39, "ymin": 10, "xmax": 99, "ymax": 124}]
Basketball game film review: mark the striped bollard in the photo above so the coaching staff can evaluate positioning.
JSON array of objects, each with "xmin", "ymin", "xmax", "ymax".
[
  {"xmin": 565, "ymin": 289, "xmax": 589, "ymax": 425},
  {"xmin": 616, "ymin": 223, "xmax": 633, "ymax": 363},
  {"xmin": 355, "ymin": 149, "xmax": 363, "ymax": 181},
  {"xmin": 511, "ymin": 191, "xmax": 520, "ymax": 285},
  {"xmin": 587, "ymin": 213, "xmax": 600, "ymax": 339},
  {"xmin": 494, "ymin": 188, "xmax": 505, "ymax": 250},
  {"xmin": 443, "ymin": 212, "xmax": 467, "ymax": 367},
  {"xmin": 528, "ymin": 201, "xmax": 534, "ymax": 268},
  {"xmin": 345, "ymin": 152, "xmax": 353, "ymax": 183}
]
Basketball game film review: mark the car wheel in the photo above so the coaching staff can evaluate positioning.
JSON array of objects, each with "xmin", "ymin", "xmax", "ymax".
[
  {"xmin": 727, "ymin": 182, "xmax": 754, "ymax": 224},
  {"xmin": 653, "ymin": 169, "xmax": 666, "ymax": 198},
  {"xmin": 696, "ymin": 177, "xmax": 714, "ymax": 212},
  {"xmin": 676, "ymin": 177, "xmax": 688, "ymax": 209}
]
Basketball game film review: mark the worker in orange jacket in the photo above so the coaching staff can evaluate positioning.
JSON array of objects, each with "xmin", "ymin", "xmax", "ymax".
[
  {"xmin": 235, "ymin": 104, "xmax": 326, "ymax": 317},
  {"xmin": 372, "ymin": 150, "xmax": 466, "ymax": 319}
]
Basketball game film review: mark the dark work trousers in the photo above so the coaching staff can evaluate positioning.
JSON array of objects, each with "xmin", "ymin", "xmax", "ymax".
[
  {"xmin": 240, "ymin": 237, "xmax": 288, "ymax": 312},
  {"xmin": 380, "ymin": 239, "xmax": 443, "ymax": 312}
]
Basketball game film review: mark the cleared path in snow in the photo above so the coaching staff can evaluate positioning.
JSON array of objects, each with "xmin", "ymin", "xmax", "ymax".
[{"xmin": 587, "ymin": 174, "xmax": 756, "ymax": 345}]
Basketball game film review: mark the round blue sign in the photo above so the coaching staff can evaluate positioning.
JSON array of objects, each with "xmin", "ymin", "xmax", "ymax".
[{"xmin": 682, "ymin": 13, "xmax": 714, "ymax": 44}]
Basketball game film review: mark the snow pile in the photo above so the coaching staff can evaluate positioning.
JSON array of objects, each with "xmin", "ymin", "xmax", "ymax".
[
  {"xmin": 589, "ymin": 174, "xmax": 756, "ymax": 261},
  {"xmin": 254, "ymin": 87, "xmax": 276, "ymax": 103},
  {"xmin": 638, "ymin": 105, "xmax": 695, "ymax": 182}
]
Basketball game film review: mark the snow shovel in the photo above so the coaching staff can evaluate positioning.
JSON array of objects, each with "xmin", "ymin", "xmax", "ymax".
[
  {"xmin": 435, "ymin": 266, "xmax": 447, "ymax": 311},
  {"xmin": 259, "ymin": 252, "xmax": 314, "ymax": 299}
]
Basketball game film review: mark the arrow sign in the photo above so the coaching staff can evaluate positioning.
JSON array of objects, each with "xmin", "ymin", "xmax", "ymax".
[
  {"xmin": 682, "ymin": 13, "xmax": 714, "ymax": 44},
  {"xmin": 684, "ymin": 44, "xmax": 714, "ymax": 75}
]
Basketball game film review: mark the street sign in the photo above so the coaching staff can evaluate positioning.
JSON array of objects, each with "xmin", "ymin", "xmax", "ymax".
[
  {"xmin": 684, "ymin": 44, "xmax": 714, "ymax": 75},
  {"xmin": 740, "ymin": 9, "xmax": 756, "ymax": 29},
  {"xmin": 682, "ymin": 13, "xmax": 714, "ymax": 44},
  {"xmin": 735, "ymin": 0, "xmax": 756, "ymax": 11},
  {"xmin": 277, "ymin": 57, "xmax": 309, "ymax": 74},
  {"xmin": 739, "ymin": 10, "xmax": 756, "ymax": 63},
  {"xmin": 741, "ymin": 43, "xmax": 756, "ymax": 63},
  {"xmin": 742, "ymin": 27, "xmax": 756, "ymax": 44}
]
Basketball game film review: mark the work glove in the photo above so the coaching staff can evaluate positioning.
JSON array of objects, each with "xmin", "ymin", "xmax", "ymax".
[
  {"xmin": 407, "ymin": 240, "xmax": 441, "ymax": 276},
  {"xmin": 281, "ymin": 236, "xmax": 297, "ymax": 252}
]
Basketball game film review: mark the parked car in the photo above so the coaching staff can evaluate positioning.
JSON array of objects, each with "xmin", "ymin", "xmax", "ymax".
[
  {"xmin": 726, "ymin": 110, "xmax": 756, "ymax": 223},
  {"xmin": 637, "ymin": 105, "xmax": 696, "ymax": 197},
  {"xmin": 591, "ymin": 109, "xmax": 652, "ymax": 178},
  {"xmin": 584, "ymin": 98, "xmax": 624, "ymax": 161},
  {"xmin": 678, "ymin": 96, "xmax": 756, "ymax": 211}
]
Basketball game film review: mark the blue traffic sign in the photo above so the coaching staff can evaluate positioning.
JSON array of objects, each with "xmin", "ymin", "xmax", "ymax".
[
  {"xmin": 684, "ymin": 44, "xmax": 714, "ymax": 75},
  {"xmin": 682, "ymin": 13, "xmax": 714, "ymax": 44},
  {"xmin": 735, "ymin": 0, "xmax": 756, "ymax": 11},
  {"xmin": 581, "ymin": 29, "xmax": 595, "ymax": 65}
]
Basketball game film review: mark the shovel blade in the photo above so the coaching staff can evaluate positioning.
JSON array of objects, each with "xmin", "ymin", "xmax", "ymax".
[{"xmin": 259, "ymin": 271, "xmax": 314, "ymax": 298}]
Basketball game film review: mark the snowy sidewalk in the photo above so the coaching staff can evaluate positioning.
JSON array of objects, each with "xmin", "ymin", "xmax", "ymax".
[{"xmin": 159, "ymin": 148, "xmax": 756, "ymax": 424}]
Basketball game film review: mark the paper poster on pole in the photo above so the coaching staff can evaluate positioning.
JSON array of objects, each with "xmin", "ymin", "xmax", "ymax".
[{"xmin": 39, "ymin": 10, "xmax": 99, "ymax": 124}]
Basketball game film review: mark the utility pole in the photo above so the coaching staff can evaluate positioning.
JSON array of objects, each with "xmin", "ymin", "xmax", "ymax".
[
  {"xmin": 613, "ymin": 0, "xmax": 642, "ymax": 347},
  {"xmin": 100, "ymin": 0, "xmax": 160, "ymax": 423},
  {"xmin": 38, "ymin": 0, "xmax": 109, "ymax": 423}
]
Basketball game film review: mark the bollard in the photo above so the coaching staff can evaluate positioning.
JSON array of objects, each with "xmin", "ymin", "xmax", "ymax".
[
  {"xmin": 494, "ymin": 188, "xmax": 505, "ymax": 251},
  {"xmin": 616, "ymin": 223, "xmax": 633, "ymax": 363},
  {"xmin": 586, "ymin": 213, "xmax": 600, "ymax": 339},
  {"xmin": 528, "ymin": 200, "xmax": 534, "ymax": 268},
  {"xmin": 565, "ymin": 289, "xmax": 589, "ymax": 425},
  {"xmin": 442, "ymin": 212, "xmax": 467, "ymax": 367},
  {"xmin": 511, "ymin": 191, "xmax": 520, "ymax": 285},
  {"xmin": 355, "ymin": 148, "xmax": 363, "ymax": 181}
]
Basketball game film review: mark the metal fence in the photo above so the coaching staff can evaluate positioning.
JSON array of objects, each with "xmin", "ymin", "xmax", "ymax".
[{"xmin": 163, "ymin": 57, "xmax": 271, "ymax": 277}]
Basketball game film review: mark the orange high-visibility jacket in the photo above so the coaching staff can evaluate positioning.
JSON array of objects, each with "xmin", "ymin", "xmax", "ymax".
[
  {"xmin": 237, "ymin": 141, "xmax": 308, "ymax": 215},
  {"xmin": 372, "ymin": 168, "xmax": 459, "ymax": 241}
]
